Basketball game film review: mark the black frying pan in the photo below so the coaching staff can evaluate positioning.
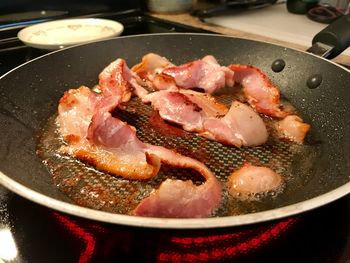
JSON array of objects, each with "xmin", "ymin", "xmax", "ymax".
[{"xmin": 0, "ymin": 15, "xmax": 350, "ymax": 229}]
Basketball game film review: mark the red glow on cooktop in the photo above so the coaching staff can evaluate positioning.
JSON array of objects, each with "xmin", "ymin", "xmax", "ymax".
[
  {"xmin": 159, "ymin": 217, "xmax": 296, "ymax": 262},
  {"xmin": 51, "ymin": 211, "xmax": 298, "ymax": 262}
]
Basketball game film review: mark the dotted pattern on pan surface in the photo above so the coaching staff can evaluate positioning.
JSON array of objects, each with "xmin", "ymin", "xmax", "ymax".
[{"xmin": 37, "ymin": 91, "xmax": 321, "ymax": 217}]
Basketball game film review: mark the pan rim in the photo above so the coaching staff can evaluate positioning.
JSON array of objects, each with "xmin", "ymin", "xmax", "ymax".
[
  {"xmin": 1, "ymin": 32, "xmax": 349, "ymax": 80},
  {"xmin": 1, "ymin": 32, "xmax": 350, "ymax": 229},
  {"xmin": 1, "ymin": 169, "xmax": 350, "ymax": 229}
]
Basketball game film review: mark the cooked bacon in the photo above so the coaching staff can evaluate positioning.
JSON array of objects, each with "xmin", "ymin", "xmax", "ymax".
[
  {"xmin": 160, "ymin": 55, "xmax": 234, "ymax": 94},
  {"xmin": 99, "ymin": 58, "xmax": 151, "ymax": 102},
  {"xmin": 132, "ymin": 53, "xmax": 235, "ymax": 93},
  {"xmin": 144, "ymin": 89, "xmax": 267, "ymax": 147},
  {"xmin": 57, "ymin": 86, "xmax": 102, "ymax": 145},
  {"xmin": 131, "ymin": 53, "xmax": 178, "ymax": 91},
  {"xmin": 275, "ymin": 115, "xmax": 310, "ymax": 143},
  {"xmin": 144, "ymin": 90, "xmax": 205, "ymax": 132},
  {"xmin": 98, "ymin": 59, "xmax": 134, "ymax": 102},
  {"xmin": 203, "ymin": 101, "xmax": 268, "ymax": 147},
  {"xmin": 202, "ymin": 55, "xmax": 235, "ymax": 88},
  {"xmin": 181, "ymin": 89, "xmax": 229, "ymax": 117},
  {"xmin": 228, "ymin": 64, "xmax": 287, "ymax": 118},
  {"xmin": 131, "ymin": 53, "xmax": 174, "ymax": 82},
  {"xmin": 58, "ymin": 88, "xmax": 159, "ymax": 180},
  {"xmin": 58, "ymin": 61, "xmax": 222, "ymax": 217},
  {"xmin": 227, "ymin": 163, "xmax": 283, "ymax": 199},
  {"xmin": 133, "ymin": 145, "xmax": 221, "ymax": 218},
  {"xmin": 133, "ymin": 56, "xmax": 291, "ymax": 119},
  {"xmin": 143, "ymin": 89, "xmax": 228, "ymax": 132}
]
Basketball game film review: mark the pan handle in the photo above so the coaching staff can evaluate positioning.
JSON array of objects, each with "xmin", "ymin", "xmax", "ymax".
[{"xmin": 309, "ymin": 13, "xmax": 350, "ymax": 59}]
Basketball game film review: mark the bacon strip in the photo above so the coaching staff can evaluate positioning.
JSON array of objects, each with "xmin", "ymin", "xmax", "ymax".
[
  {"xmin": 143, "ymin": 89, "xmax": 228, "ymax": 132},
  {"xmin": 132, "ymin": 53, "xmax": 235, "ymax": 93},
  {"xmin": 228, "ymin": 64, "xmax": 287, "ymax": 118},
  {"xmin": 99, "ymin": 58, "xmax": 148, "ymax": 100},
  {"xmin": 57, "ymin": 86, "xmax": 102, "ymax": 146},
  {"xmin": 58, "ymin": 88, "xmax": 160, "ymax": 180},
  {"xmin": 133, "ymin": 145, "xmax": 221, "ymax": 218},
  {"xmin": 143, "ymin": 89, "xmax": 268, "ymax": 147}
]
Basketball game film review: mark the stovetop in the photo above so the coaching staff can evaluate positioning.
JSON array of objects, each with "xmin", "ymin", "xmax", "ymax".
[
  {"xmin": 1, "ymin": 8, "xmax": 350, "ymax": 263},
  {"xmin": 2, "ymin": 186, "xmax": 350, "ymax": 262}
]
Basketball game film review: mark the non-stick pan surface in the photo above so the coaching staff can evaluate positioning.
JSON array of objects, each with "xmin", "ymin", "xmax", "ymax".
[{"xmin": 0, "ymin": 33, "xmax": 349, "ymax": 229}]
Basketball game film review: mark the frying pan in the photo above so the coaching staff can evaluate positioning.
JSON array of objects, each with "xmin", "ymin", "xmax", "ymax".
[{"xmin": 1, "ymin": 16, "xmax": 350, "ymax": 229}]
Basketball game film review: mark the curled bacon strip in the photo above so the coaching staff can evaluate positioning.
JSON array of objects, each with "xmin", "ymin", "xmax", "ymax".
[
  {"xmin": 133, "ymin": 146, "xmax": 221, "ymax": 218},
  {"xmin": 58, "ymin": 88, "xmax": 160, "ymax": 180},
  {"xmin": 143, "ymin": 89, "xmax": 228, "ymax": 133}
]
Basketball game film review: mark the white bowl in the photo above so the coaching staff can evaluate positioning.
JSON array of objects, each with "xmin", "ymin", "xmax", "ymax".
[{"xmin": 17, "ymin": 18, "xmax": 124, "ymax": 50}]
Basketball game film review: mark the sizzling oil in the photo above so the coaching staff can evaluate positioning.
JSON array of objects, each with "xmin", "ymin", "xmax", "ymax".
[{"xmin": 37, "ymin": 92, "xmax": 321, "ymax": 217}]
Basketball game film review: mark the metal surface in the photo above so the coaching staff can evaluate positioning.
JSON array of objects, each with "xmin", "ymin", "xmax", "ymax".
[
  {"xmin": 0, "ymin": 33, "xmax": 349, "ymax": 228},
  {"xmin": 306, "ymin": 42, "xmax": 334, "ymax": 58}
]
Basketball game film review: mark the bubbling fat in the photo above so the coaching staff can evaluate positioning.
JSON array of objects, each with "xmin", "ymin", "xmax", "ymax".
[{"xmin": 227, "ymin": 163, "xmax": 284, "ymax": 201}]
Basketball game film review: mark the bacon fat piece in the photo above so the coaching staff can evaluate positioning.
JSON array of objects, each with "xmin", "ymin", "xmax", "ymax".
[
  {"xmin": 202, "ymin": 101, "xmax": 268, "ymax": 147},
  {"xmin": 229, "ymin": 64, "xmax": 287, "ymax": 118},
  {"xmin": 227, "ymin": 163, "xmax": 283, "ymax": 200},
  {"xmin": 275, "ymin": 115, "xmax": 310, "ymax": 143}
]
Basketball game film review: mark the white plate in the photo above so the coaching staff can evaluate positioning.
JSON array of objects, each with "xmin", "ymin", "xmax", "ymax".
[{"xmin": 17, "ymin": 18, "xmax": 124, "ymax": 50}]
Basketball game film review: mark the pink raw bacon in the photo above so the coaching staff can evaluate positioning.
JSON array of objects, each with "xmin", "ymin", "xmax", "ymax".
[
  {"xmin": 143, "ymin": 89, "xmax": 268, "ymax": 147},
  {"xmin": 228, "ymin": 64, "xmax": 287, "ymax": 118},
  {"xmin": 132, "ymin": 53, "xmax": 235, "ymax": 93}
]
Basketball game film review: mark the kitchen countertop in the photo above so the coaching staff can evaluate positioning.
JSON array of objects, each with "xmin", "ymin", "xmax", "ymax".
[{"xmin": 149, "ymin": 3, "xmax": 350, "ymax": 67}]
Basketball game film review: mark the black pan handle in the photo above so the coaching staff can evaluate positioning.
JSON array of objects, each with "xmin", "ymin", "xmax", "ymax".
[{"xmin": 310, "ymin": 13, "xmax": 350, "ymax": 59}]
